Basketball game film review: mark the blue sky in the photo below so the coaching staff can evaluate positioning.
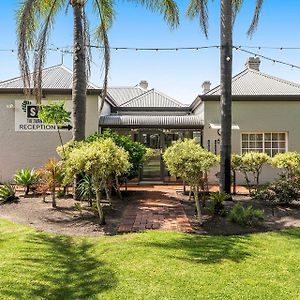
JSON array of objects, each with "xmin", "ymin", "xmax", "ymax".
[{"xmin": 1, "ymin": 1, "xmax": 300, "ymax": 103}]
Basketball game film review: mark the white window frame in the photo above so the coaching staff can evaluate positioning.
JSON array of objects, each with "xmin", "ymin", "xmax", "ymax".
[{"xmin": 240, "ymin": 132, "xmax": 288, "ymax": 157}]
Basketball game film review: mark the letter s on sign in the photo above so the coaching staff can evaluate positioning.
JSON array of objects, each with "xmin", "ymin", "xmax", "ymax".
[{"xmin": 26, "ymin": 105, "xmax": 39, "ymax": 118}]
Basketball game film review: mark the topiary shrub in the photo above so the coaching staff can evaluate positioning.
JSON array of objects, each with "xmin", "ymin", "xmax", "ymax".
[
  {"xmin": 271, "ymin": 152, "xmax": 300, "ymax": 177},
  {"xmin": 163, "ymin": 139, "xmax": 218, "ymax": 224},
  {"xmin": 232, "ymin": 152, "xmax": 270, "ymax": 193},
  {"xmin": 228, "ymin": 203, "xmax": 264, "ymax": 227},
  {"xmin": 86, "ymin": 130, "xmax": 149, "ymax": 180},
  {"xmin": 63, "ymin": 138, "xmax": 130, "ymax": 225}
]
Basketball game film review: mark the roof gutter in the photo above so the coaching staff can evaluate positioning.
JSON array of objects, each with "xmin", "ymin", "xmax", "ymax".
[{"xmin": 0, "ymin": 88, "xmax": 102, "ymax": 96}]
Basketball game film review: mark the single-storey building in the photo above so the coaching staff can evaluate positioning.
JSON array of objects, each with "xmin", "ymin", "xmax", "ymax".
[
  {"xmin": 0, "ymin": 65, "xmax": 100, "ymax": 182},
  {"xmin": 1, "ymin": 57, "xmax": 300, "ymax": 184}
]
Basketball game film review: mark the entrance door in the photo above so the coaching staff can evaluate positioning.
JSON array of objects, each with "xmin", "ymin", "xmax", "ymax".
[{"xmin": 140, "ymin": 132, "xmax": 164, "ymax": 181}]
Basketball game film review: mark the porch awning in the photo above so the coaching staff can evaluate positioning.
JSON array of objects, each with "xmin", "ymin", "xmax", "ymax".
[
  {"xmin": 99, "ymin": 115, "xmax": 204, "ymax": 128},
  {"xmin": 209, "ymin": 123, "xmax": 240, "ymax": 130}
]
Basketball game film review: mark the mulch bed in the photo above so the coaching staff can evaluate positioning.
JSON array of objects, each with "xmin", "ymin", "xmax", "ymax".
[
  {"xmin": 0, "ymin": 186, "xmax": 300, "ymax": 237},
  {"xmin": 180, "ymin": 192, "xmax": 300, "ymax": 235}
]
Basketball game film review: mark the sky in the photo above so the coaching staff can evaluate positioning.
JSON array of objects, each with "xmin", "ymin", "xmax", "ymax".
[{"xmin": 1, "ymin": 1, "xmax": 300, "ymax": 104}]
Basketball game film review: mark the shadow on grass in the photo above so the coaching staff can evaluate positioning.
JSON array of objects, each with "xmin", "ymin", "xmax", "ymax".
[
  {"xmin": 278, "ymin": 227, "xmax": 300, "ymax": 240},
  {"xmin": 0, "ymin": 233, "xmax": 117, "ymax": 299},
  {"xmin": 141, "ymin": 233, "xmax": 252, "ymax": 264}
]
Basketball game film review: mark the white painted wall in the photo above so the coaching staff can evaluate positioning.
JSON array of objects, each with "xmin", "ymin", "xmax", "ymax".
[
  {"xmin": 203, "ymin": 99, "xmax": 300, "ymax": 184},
  {"xmin": 0, "ymin": 94, "xmax": 98, "ymax": 182}
]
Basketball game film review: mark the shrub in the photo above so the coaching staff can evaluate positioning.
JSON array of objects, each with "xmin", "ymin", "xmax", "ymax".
[
  {"xmin": 163, "ymin": 139, "xmax": 218, "ymax": 224},
  {"xmin": 14, "ymin": 169, "xmax": 38, "ymax": 196},
  {"xmin": 86, "ymin": 130, "xmax": 149, "ymax": 180},
  {"xmin": 0, "ymin": 184, "xmax": 18, "ymax": 204},
  {"xmin": 77, "ymin": 174, "xmax": 95, "ymax": 206},
  {"xmin": 271, "ymin": 152, "xmax": 300, "ymax": 177},
  {"xmin": 252, "ymin": 176, "xmax": 300, "ymax": 204},
  {"xmin": 209, "ymin": 192, "xmax": 231, "ymax": 215},
  {"xmin": 228, "ymin": 203, "xmax": 264, "ymax": 227},
  {"xmin": 38, "ymin": 101, "xmax": 71, "ymax": 156},
  {"xmin": 63, "ymin": 138, "xmax": 130, "ymax": 224},
  {"xmin": 37, "ymin": 159, "xmax": 64, "ymax": 208},
  {"xmin": 232, "ymin": 152, "xmax": 270, "ymax": 192}
]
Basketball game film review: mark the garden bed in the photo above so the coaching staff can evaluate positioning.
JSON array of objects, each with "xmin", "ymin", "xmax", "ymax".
[
  {"xmin": 1, "ymin": 187, "xmax": 300, "ymax": 236},
  {"xmin": 180, "ymin": 193, "xmax": 300, "ymax": 235},
  {"xmin": 0, "ymin": 194, "xmax": 125, "ymax": 236}
]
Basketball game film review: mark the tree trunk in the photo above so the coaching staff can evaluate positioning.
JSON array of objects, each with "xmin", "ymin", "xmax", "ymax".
[
  {"xmin": 233, "ymin": 170, "xmax": 236, "ymax": 194},
  {"xmin": 52, "ymin": 186, "xmax": 57, "ymax": 208},
  {"xmin": 25, "ymin": 185, "xmax": 30, "ymax": 196},
  {"xmin": 115, "ymin": 176, "xmax": 122, "ymax": 200},
  {"xmin": 105, "ymin": 186, "xmax": 112, "ymax": 206},
  {"xmin": 219, "ymin": 0, "xmax": 233, "ymax": 194},
  {"xmin": 95, "ymin": 190, "xmax": 105, "ymax": 225},
  {"xmin": 194, "ymin": 186, "xmax": 203, "ymax": 225},
  {"xmin": 72, "ymin": 4, "xmax": 86, "ymax": 141}
]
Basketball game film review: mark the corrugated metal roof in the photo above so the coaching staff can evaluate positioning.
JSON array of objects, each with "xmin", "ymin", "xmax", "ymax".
[
  {"xmin": 0, "ymin": 65, "xmax": 98, "ymax": 90},
  {"xmin": 107, "ymin": 86, "xmax": 146, "ymax": 106},
  {"xmin": 207, "ymin": 68, "xmax": 300, "ymax": 96},
  {"xmin": 99, "ymin": 114, "xmax": 204, "ymax": 127},
  {"xmin": 120, "ymin": 89, "xmax": 186, "ymax": 108}
]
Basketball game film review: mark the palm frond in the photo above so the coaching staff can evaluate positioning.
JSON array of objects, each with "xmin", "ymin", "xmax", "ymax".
[
  {"xmin": 17, "ymin": 0, "xmax": 41, "ymax": 95},
  {"xmin": 93, "ymin": 0, "xmax": 114, "ymax": 113},
  {"xmin": 33, "ymin": 0, "xmax": 65, "ymax": 102},
  {"xmin": 247, "ymin": 0, "xmax": 264, "ymax": 37},
  {"xmin": 131, "ymin": 0, "xmax": 179, "ymax": 29},
  {"xmin": 186, "ymin": 0, "xmax": 208, "ymax": 38},
  {"xmin": 232, "ymin": 0, "xmax": 243, "ymax": 24}
]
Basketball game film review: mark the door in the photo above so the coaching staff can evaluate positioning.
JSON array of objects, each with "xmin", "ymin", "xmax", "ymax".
[{"xmin": 140, "ymin": 132, "xmax": 164, "ymax": 181}]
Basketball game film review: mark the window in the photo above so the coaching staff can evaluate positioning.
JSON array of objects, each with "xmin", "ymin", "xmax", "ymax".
[{"xmin": 241, "ymin": 132, "xmax": 287, "ymax": 157}]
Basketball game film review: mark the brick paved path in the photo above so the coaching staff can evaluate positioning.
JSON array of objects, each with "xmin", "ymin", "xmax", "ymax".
[{"xmin": 118, "ymin": 190, "xmax": 192, "ymax": 233}]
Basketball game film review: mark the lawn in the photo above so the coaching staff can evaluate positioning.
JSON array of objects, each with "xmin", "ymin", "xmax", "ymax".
[{"xmin": 0, "ymin": 219, "xmax": 300, "ymax": 299}]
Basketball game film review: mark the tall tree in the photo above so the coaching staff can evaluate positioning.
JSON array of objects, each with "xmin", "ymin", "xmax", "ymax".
[
  {"xmin": 187, "ymin": 0, "xmax": 264, "ymax": 193},
  {"xmin": 17, "ymin": 0, "xmax": 179, "ymax": 141}
]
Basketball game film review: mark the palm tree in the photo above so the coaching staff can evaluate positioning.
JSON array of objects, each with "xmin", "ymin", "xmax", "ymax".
[
  {"xmin": 17, "ymin": 0, "xmax": 179, "ymax": 142},
  {"xmin": 187, "ymin": 0, "xmax": 264, "ymax": 193}
]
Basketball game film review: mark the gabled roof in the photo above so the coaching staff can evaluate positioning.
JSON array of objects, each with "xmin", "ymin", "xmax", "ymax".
[
  {"xmin": 119, "ymin": 88, "xmax": 186, "ymax": 108},
  {"xmin": 0, "ymin": 65, "xmax": 99, "ymax": 90},
  {"xmin": 206, "ymin": 68, "xmax": 300, "ymax": 96},
  {"xmin": 107, "ymin": 86, "xmax": 146, "ymax": 106}
]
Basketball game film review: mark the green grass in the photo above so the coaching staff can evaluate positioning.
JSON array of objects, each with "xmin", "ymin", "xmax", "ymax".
[{"xmin": 1, "ymin": 219, "xmax": 300, "ymax": 299}]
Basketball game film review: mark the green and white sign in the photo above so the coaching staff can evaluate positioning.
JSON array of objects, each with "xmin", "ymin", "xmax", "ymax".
[{"xmin": 15, "ymin": 100, "xmax": 72, "ymax": 132}]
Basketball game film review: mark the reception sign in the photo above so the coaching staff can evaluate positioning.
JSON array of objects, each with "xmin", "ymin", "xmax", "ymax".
[{"xmin": 15, "ymin": 100, "xmax": 72, "ymax": 132}]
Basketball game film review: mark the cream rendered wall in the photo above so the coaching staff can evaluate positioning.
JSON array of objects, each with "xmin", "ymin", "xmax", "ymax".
[
  {"xmin": 0, "ymin": 94, "xmax": 98, "ymax": 182},
  {"xmin": 203, "ymin": 100, "xmax": 300, "ymax": 184},
  {"xmin": 100, "ymin": 100, "xmax": 111, "ymax": 116}
]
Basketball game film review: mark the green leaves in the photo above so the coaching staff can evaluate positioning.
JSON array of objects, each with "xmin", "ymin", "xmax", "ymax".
[
  {"xmin": 14, "ymin": 169, "xmax": 39, "ymax": 196},
  {"xmin": 38, "ymin": 101, "xmax": 71, "ymax": 127},
  {"xmin": 15, "ymin": 169, "xmax": 38, "ymax": 186},
  {"xmin": 186, "ymin": 0, "xmax": 209, "ymax": 37},
  {"xmin": 271, "ymin": 152, "xmax": 300, "ymax": 176},
  {"xmin": 63, "ymin": 138, "xmax": 131, "ymax": 184},
  {"xmin": 0, "ymin": 184, "xmax": 18, "ymax": 204},
  {"xmin": 87, "ymin": 130, "xmax": 149, "ymax": 179},
  {"xmin": 163, "ymin": 139, "xmax": 218, "ymax": 186}
]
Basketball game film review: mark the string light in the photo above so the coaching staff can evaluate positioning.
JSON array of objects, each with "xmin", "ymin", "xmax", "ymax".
[
  {"xmin": 234, "ymin": 47, "xmax": 300, "ymax": 70},
  {"xmin": 1, "ymin": 44, "xmax": 300, "ymax": 70}
]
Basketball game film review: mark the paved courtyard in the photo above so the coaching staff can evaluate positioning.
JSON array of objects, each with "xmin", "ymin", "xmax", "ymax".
[{"xmin": 118, "ymin": 189, "xmax": 193, "ymax": 233}]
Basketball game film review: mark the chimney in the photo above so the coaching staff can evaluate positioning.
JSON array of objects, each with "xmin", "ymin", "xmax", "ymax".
[
  {"xmin": 245, "ymin": 57, "xmax": 261, "ymax": 71},
  {"xmin": 202, "ymin": 81, "xmax": 211, "ymax": 94},
  {"xmin": 139, "ymin": 80, "xmax": 148, "ymax": 90}
]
